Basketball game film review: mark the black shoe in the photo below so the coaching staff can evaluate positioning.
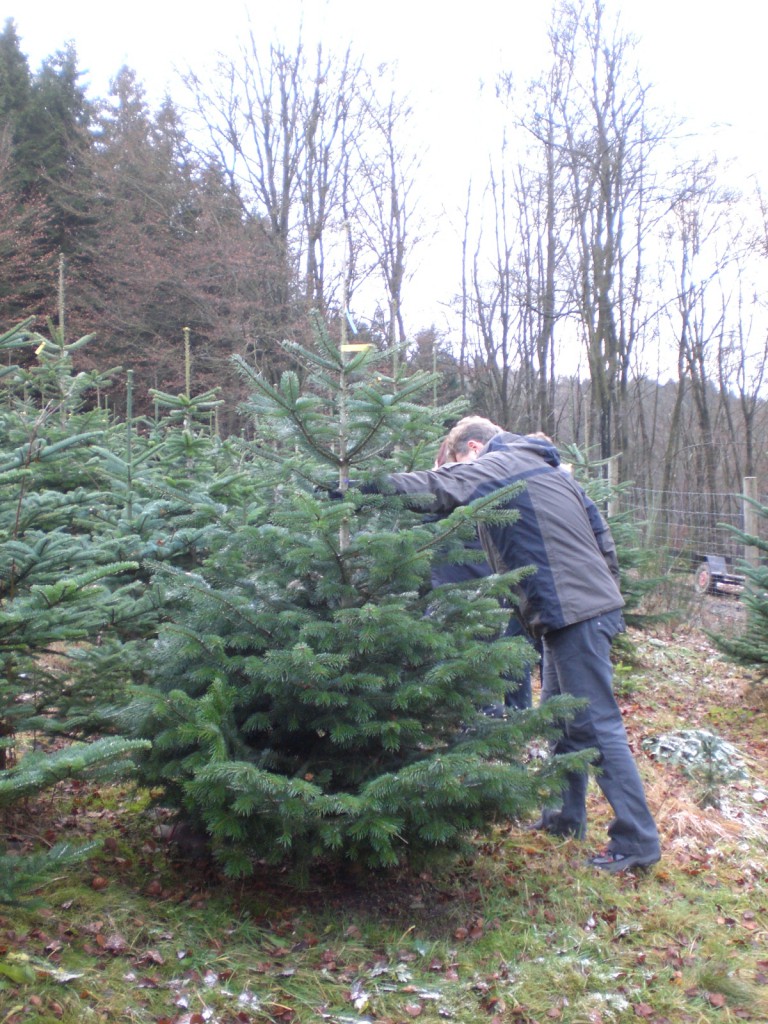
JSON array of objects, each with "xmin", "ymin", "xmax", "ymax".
[{"xmin": 587, "ymin": 850, "xmax": 660, "ymax": 874}]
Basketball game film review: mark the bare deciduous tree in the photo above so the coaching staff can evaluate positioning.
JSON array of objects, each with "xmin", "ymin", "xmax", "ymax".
[
  {"xmin": 658, "ymin": 158, "xmax": 746, "ymax": 506},
  {"xmin": 183, "ymin": 36, "xmax": 420, "ymax": 358},
  {"xmin": 351, "ymin": 83, "xmax": 422, "ymax": 357},
  {"xmin": 550, "ymin": 0, "xmax": 663, "ymax": 466},
  {"xmin": 461, "ymin": 0, "xmax": 668, "ymax": 454}
]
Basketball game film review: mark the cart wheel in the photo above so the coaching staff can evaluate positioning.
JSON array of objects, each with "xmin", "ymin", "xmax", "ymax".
[{"xmin": 694, "ymin": 562, "xmax": 712, "ymax": 594}]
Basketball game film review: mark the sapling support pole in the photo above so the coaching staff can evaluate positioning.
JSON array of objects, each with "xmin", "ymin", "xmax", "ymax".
[
  {"xmin": 744, "ymin": 476, "xmax": 759, "ymax": 570},
  {"xmin": 337, "ymin": 225, "xmax": 352, "ymax": 552},
  {"xmin": 125, "ymin": 369, "xmax": 134, "ymax": 520}
]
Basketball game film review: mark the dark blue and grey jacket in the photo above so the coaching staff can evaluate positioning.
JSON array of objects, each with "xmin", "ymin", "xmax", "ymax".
[{"xmin": 385, "ymin": 432, "xmax": 623, "ymax": 639}]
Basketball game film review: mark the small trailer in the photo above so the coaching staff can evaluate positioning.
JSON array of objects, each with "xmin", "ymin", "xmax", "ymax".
[{"xmin": 693, "ymin": 554, "xmax": 745, "ymax": 596}]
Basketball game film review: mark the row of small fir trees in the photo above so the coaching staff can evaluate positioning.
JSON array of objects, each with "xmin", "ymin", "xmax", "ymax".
[{"xmin": 2, "ymin": 310, "xmax": 676, "ymax": 894}]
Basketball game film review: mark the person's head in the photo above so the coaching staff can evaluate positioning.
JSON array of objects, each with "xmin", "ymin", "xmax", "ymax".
[{"xmin": 443, "ymin": 416, "xmax": 502, "ymax": 463}]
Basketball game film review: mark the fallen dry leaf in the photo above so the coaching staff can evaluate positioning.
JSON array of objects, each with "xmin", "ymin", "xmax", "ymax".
[{"xmin": 134, "ymin": 949, "xmax": 165, "ymax": 966}]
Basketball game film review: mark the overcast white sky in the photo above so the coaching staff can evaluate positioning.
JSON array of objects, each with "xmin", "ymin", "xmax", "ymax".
[
  {"xmin": 11, "ymin": 0, "xmax": 768, "ymax": 159},
  {"xmin": 7, "ymin": 0, "xmax": 768, "ymax": 331}
]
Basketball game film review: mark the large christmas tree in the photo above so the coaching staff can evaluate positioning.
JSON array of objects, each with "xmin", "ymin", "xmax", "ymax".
[{"xmin": 126, "ymin": 316, "xmax": 586, "ymax": 875}]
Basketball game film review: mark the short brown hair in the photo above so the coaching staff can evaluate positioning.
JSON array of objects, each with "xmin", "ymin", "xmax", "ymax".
[
  {"xmin": 444, "ymin": 416, "xmax": 502, "ymax": 460},
  {"xmin": 433, "ymin": 437, "xmax": 454, "ymax": 468}
]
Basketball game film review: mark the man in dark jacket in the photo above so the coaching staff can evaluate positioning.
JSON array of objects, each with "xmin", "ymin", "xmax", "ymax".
[{"xmin": 382, "ymin": 416, "xmax": 660, "ymax": 873}]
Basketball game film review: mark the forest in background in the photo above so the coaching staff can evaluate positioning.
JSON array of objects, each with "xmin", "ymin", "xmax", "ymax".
[{"xmin": 2, "ymin": 0, "xmax": 768, "ymax": 513}]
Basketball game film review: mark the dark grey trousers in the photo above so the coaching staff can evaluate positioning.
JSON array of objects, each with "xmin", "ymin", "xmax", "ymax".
[{"xmin": 540, "ymin": 610, "xmax": 660, "ymax": 858}]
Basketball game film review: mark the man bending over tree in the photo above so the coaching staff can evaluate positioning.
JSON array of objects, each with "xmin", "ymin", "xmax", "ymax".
[{"xmin": 378, "ymin": 415, "xmax": 660, "ymax": 874}]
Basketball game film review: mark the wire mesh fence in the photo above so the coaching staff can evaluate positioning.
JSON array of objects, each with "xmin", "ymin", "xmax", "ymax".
[{"xmin": 619, "ymin": 486, "xmax": 763, "ymax": 575}]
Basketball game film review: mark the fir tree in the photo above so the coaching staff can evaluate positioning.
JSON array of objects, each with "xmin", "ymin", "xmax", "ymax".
[
  {"xmin": 0, "ymin": 320, "xmax": 160, "ymax": 900},
  {"xmin": 18, "ymin": 342, "xmax": 247, "ymax": 729},
  {"xmin": 0, "ymin": 22, "xmax": 51, "ymax": 321},
  {"xmin": 125, "ymin": 317, "xmax": 588, "ymax": 876},
  {"xmin": 0, "ymin": 737, "xmax": 149, "ymax": 905},
  {"xmin": 0, "ymin": 28, "xmax": 96, "ymax": 321},
  {"xmin": 0, "ymin": 320, "xmax": 168, "ymax": 727},
  {"xmin": 711, "ymin": 500, "xmax": 768, "ymax": 673},
  {"xmin": 0, "ymin": 20, "xmax": 32, "ymax": 155}
]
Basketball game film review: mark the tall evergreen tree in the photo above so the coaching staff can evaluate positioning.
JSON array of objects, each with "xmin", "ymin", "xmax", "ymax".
[
  {"xmin": 16, "ymin": 43, "xmax": 93, "ymax": 197},
  {"xmin": 0, "ymin": 19, "xmax": 31, "ymax": 131},
  {"xmin": 123, "ymin": 317, "xmax": 588, "ymax": 876},
  {"xmin": 0, "ymin": 25, "xmax": 95, "ymax": 323},
  {"xmin": 0, "ymin": 21, "xmax": 48, "ymax": 321}
]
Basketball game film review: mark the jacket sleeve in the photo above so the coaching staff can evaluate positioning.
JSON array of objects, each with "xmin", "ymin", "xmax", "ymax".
[
  {"xmin": 582, "ymin": 492, "xmax": 621, "ymax": 585},
  {"xmin": 383, "ymin": 464, "xmax": 479, "ymax": 514}
]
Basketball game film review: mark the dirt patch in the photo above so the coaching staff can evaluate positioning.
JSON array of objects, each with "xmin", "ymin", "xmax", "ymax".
[{"xmin": 641, "ymin": 585, "xmax": 748, "ymax": 638}]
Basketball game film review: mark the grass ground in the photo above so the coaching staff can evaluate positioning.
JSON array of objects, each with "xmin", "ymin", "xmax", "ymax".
[{"xmin": 2, "ymin": 598, "xmax": 768, "ymax": 1024}]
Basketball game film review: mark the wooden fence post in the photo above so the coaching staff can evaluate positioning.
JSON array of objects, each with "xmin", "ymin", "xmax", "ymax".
[
  {"xmin": 607, "ymin": 455, "xmax": 620, "ymax": 519},
  {"xmin": 743, "ymin": 476, "xmax": 759, "ymax": 569}
]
